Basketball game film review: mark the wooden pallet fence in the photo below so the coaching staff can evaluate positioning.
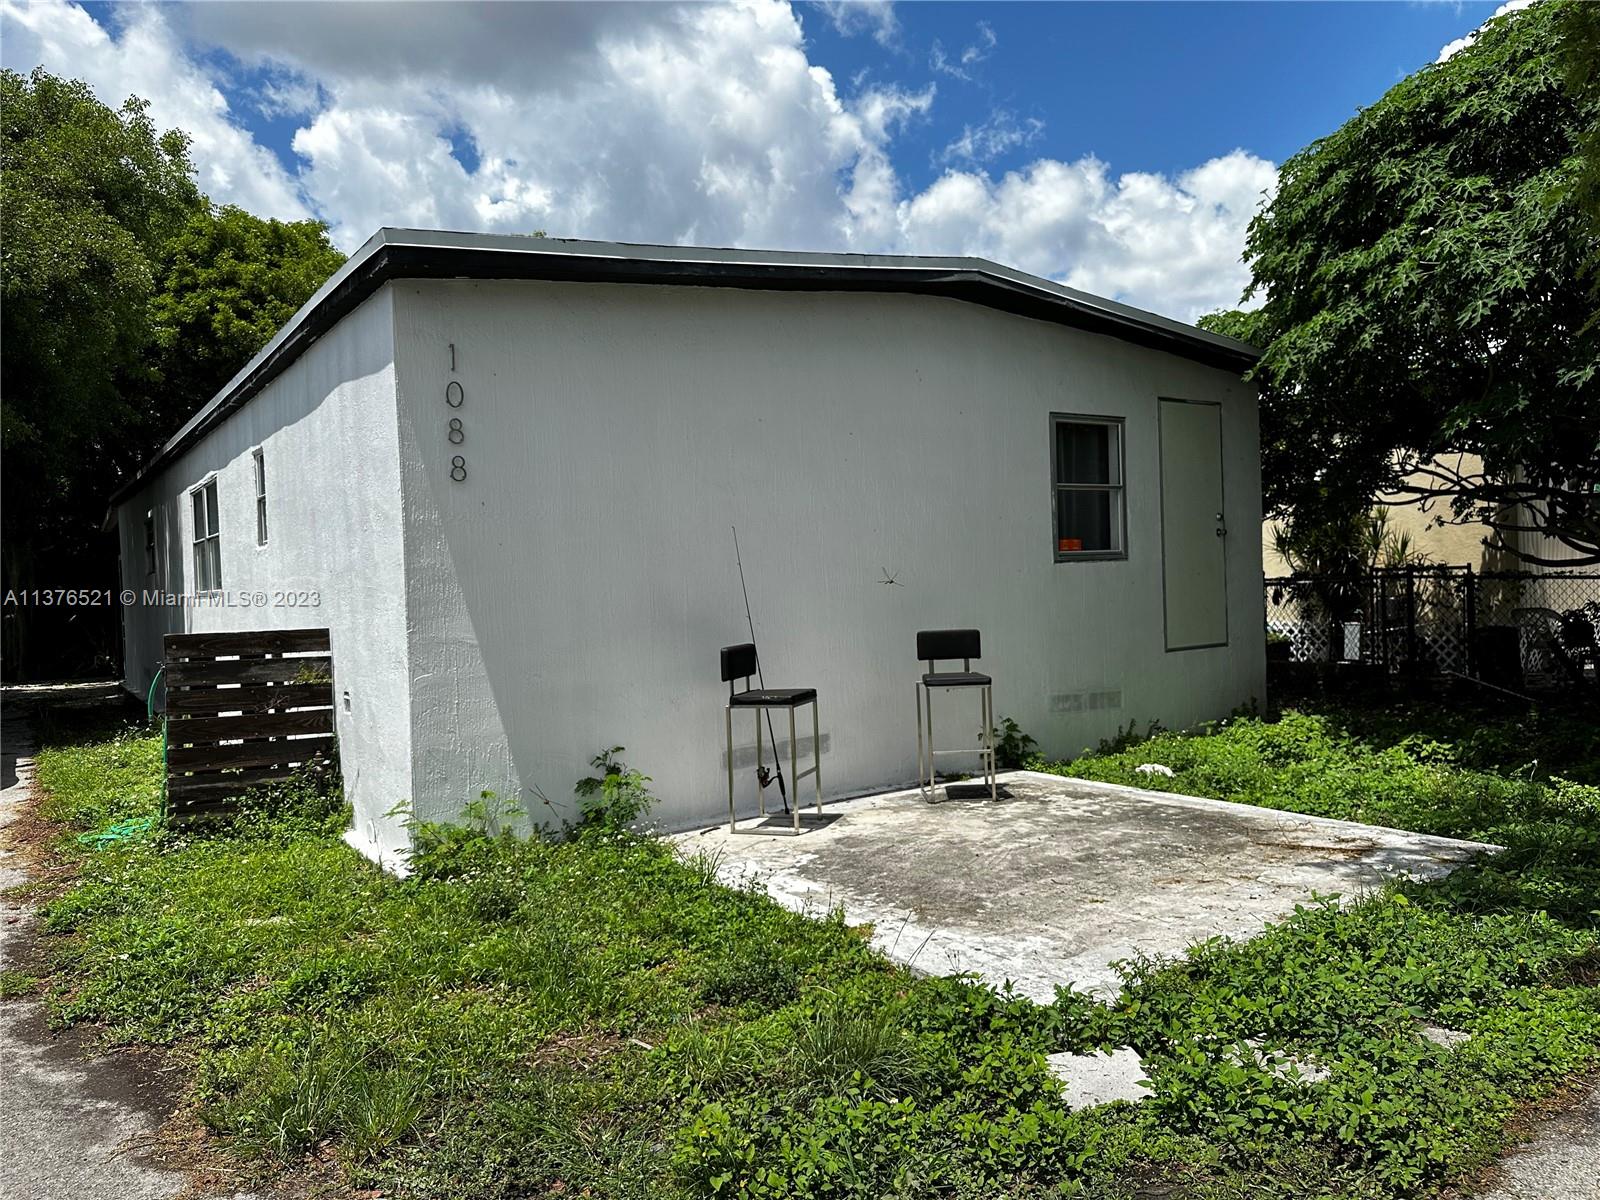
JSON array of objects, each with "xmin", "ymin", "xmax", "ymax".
[{"xmin": 162, "ymin": 628, "xmax": 336, "ymax": 820}]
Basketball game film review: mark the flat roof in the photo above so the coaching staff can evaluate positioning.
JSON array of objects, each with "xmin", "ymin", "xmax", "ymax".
[{"xmin": 106, "ymin": 228, "xmax": 1258, "ymax": 512}]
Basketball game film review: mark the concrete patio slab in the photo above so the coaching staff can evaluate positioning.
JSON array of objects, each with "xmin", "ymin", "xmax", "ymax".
[
  {"xmin": 1044, "ymin": 1048, "xmax": 1150, "ymax": 1109},
  {"xmin": 672, "ymin": 771, "xmax": 1498, "ymax": 1000}
]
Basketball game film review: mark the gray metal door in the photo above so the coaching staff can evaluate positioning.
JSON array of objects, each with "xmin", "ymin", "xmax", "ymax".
[{"xmin": 1159, "ymin": 399, "xmax": 1228, "ymax": 650}]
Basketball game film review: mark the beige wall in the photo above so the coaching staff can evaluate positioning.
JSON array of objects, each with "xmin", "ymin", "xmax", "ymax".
[{"xmin": 1262, "ymin": 454, "xmax": 1522, "ymax": 576}]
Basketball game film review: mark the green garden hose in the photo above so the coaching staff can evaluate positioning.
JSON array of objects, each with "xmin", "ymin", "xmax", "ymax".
[{"xmin": 74, "ymin": 668, "xmax": 166, "ymax": 849}]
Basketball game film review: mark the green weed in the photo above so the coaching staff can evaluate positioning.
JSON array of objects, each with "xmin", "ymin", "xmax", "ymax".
[
  {"xmin": 23, "ymin": 700, "xmax": 1600, "ymax": 1200},
  {"xmin": 0, "ymin": 970, "xmax": 39, "ymax": 999}
]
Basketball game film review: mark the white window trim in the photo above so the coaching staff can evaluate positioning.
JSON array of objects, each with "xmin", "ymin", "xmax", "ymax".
[
  {"xmin": 190, "ymin": 475, "xmax": 222, "ymax": 594},
  {"xmin": 252, "ymin": 447, "xmax": 268, "ymax": 547},
  {"xmin": 1050, "ymin": 412, "xmax": 1127, "ymax": 562}
]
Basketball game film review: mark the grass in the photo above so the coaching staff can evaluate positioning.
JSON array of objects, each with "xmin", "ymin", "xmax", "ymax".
[
  {"xmin": 18, "ymin": 690, "xmax": 1600, "ymax": 1199},
  {"xmin": 1042, "ymin": 698, "xmax": 1600, "ymax": 923},
  {"xmin": 0, "ymin": 969, "xmax": 40, "ymax": 998}
]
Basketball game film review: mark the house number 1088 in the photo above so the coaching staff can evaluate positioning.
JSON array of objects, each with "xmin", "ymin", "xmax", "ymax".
[{"xmin": 446, "ymin": 346, "xmax": 466, "ymax": 482}]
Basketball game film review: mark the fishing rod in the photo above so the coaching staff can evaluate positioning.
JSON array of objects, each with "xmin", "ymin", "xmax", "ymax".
[{"xmin": 732, "ymin": 524, "xmax": 789, "ymax": 814}]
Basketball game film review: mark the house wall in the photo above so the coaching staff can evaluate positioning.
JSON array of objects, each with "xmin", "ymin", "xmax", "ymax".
[
  {"xmin": 390, "ymin": 280, "xmax": 1264, "ymax": 833},
  {"xmin": 115, "ymin": 289, "xmax": 414, "ymax": 863}
]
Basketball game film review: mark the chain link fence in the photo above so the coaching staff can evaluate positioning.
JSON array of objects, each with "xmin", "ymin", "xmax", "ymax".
[{"xmin": 1265, "ymin": 568, "xmax": 1600, "ymax": 691}]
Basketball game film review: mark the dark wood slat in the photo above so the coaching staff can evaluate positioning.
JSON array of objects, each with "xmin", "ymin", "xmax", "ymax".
[
  {"xmin": 159, "ymin": 629, "xmax": 338, "ymax": 822},
  {"xmin": 167, "ymin": 804, "xmax": 236, "ymax": 823},
  {"xmin": 167, "ymin": 736, "xmax": 334, "ymax": 772},
  {"xmin": 165, "ymin": 656, "xmax": 332, "ymax": 686},
  {"xmin": 169, "ymin": 808, "xmax": 236, "ymax": 823},
  {"xmin": 166, "ymin": 763, "xmax": 337, "ymax": 808},
  {"xmin": 165, "ymin": 629, "xmax": 329, "ymax": 658},
  {"xmin": 168, "ymin": 778, "xmax": 299, "ymax": 808},
  {"xmin": 167, "ymin": 709, "xmax": 334, "ymax": 744},
  {"xmin": 164, "ymin": 682, "xmax": 333, "ymax": 716},
  {"xmin": 168, "ymin": 800, "xmax": 261, "ymax": 821},
  {"xmin": 167, "ymin": 772, "xmax": 296, "ymax": 808},
  {"xmin": 166, "ymin": 764, "xmax": 298, "ymax": 793}
]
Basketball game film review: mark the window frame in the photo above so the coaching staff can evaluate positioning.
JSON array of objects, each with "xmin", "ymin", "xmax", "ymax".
[
  {"xmin": 1050, "ymin": 412, "xmax": 1128, "ymax": 563},
  {"xmin": 190, "ymin": 476, "xmax": 222, "ymax": 594},
  {"xmin": 252, "ymin": 446, "xmax": 268, "ymax": 547}
]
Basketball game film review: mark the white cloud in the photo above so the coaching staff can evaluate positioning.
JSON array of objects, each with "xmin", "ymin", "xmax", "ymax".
[
  {"xmin": 0, "ymin": 0, "xmax": 309, "ymax": 221},
  {"xmin": 813, "ymin": 0, "xmax": 898, "ymax": 47},
  {"xmin": 939, "ymin": 109, "xmax": 1044, "ymax": 167},
  {"xmin": 1436, "ymin": 0, "xmax": 1533, "ymax": 62},
  {"xmin": 892, "ymin": 149, "xmax": 1276, "ymax": 321},
  {"xmin": 1, "ymin": 0, "xmax": 1275, "ymax": 321},
  {"xmin": 931, "ymin": 19, "xmax": 996, "ymax": 81},
  {"xmin": 253, "ymin": 73, "xmax": 324, "ymax": 121}
]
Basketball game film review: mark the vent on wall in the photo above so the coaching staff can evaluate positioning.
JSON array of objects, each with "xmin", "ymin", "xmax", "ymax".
[{"xmin": 1050, "ymin": 689, "xmax": 1123, "ymax": 714}]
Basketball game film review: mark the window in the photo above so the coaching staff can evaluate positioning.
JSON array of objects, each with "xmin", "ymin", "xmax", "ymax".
[
  {"xmin": 143, "ymin": 509, "xmax": 157, "ymax": 576},
  {"xmin": 252, "ymin": 447, "xmax": 268, "ymax": 546},
  {"xmin": 191, "ymin": 478, "xmax": 222, "ymax": 592},
  {"xmin": 1051, "ymin": 414, "xmax": 1125, "ymax": 560}
]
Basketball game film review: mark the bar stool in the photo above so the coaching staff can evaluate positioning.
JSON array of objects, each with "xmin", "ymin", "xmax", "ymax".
[
  {"xmin": 915, "ymin": 628, "xmax": 996, "ymax": 801},
  {"xmin": 722, "ymin": 642, "xmax": 822, "ymax": 833}
]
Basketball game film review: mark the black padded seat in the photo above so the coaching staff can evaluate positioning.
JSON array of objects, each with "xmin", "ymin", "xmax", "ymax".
[
  {"xmin": 730, "ymin": 687, "xmax": 817, "ymax": 707},
  {"xmin": 922, "ymin": 671, "xmax": 991, "ymax": 688}
]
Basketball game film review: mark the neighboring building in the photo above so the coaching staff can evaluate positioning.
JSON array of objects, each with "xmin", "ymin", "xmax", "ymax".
[
  {"xmin": 1262, "ymin": 454, "xmax": 1590, "ymax": 577},
  {"xmin": 110, "ymin": 229, "xmax": 1264, "ymax": 865}
]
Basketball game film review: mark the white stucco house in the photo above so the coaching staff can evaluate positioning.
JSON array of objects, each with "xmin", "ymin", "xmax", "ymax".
[{"xmin": 110, "ymin": 229, "xmax": 1264, "ymax": 864}]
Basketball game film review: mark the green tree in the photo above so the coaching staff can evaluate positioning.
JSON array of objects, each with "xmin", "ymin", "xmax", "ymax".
[
  {"xmin": 1558, "ymin": 0, "xmax": 1600, "ymax": 246},
  {"xmin": 140, "ymin": 205, "xmax": 344, "ymax": 443},
  {"xmin": 1, "ymin": 69, "xmax": 344, "ymax": 678},
  {"xmin": 1208, "ymin": 0, "xmax": 1600, "ymax": 566},
  {"xmin": 2, "ymin": 67, "xmax": 201, "ymax": 676}
]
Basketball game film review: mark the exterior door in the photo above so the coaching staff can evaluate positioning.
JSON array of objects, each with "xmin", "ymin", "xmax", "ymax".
[{"xmin": 1159, "ymin": 398, "xmax": 1228, "ymax": 650}]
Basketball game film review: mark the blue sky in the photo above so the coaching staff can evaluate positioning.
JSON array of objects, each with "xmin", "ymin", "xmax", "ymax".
[
  {"xmin": 804, "ymin": 2, "xmax": 1504, "ymax": 187},
  {"xmin": 1, "ymin": 1, "xmax": 1518, "ymax": 320}
]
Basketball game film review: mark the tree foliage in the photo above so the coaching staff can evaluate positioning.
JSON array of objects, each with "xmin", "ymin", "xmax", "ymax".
[
  {"xmin": 1558, "ymin": 0, "xmax": 1600, "ymax": 246},
  {"xmin": 1, "ymin": 67, "xmax": 198, "ymax": 570},
  {"xmin": 1207, "ymin": 0, "xmax": 1600, "ymax": 566},
  {"xmin": 1, "ymin": 67, "xmax": 343, "ymax": 677},
  {"xmin": 142, "ymin": 204, "xmax": 345, "ymax": 441}
]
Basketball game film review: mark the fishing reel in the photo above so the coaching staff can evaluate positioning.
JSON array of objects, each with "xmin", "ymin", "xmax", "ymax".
[{"xmin": 754, "ymin": 763, "xmax": 790, "ymax": 813}]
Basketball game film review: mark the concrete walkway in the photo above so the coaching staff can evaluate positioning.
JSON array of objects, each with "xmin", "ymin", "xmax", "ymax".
[
  {"xmin": 0, "ymin": 704, "xmax": 189, "ymax": 1200},
  {"xmin": 675, "ymin": 770, "xmax": 1498, "ymax": 1000},
  {"xmin": 1475, "ymin": 1083, "xmax": 1600, "ymax": 1200}
]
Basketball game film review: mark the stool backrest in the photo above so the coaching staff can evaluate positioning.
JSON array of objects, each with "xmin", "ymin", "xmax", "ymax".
[
  {"xmin": 721, "ymin": 642, "xmax": 758, "ymax": 693},
  {"xmin": 917, "ymin": 628, "xmax": 980, "ymax": 672}
]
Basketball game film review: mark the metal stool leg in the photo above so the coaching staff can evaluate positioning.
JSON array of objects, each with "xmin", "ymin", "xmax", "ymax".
[
  {"xmin": 926, "ymin": 686, "xmax": 937, "ymax": 796},
  {"xmin": 986, "ymin": 684, "xmax": 996, "ymax": 801},
  {"xmin": 915, "ymin": 682, "xmax": 925, "ymax": 798},
  {"xmin": 755, "ymin": 709, "xmax": 765, "ymax": 817},
  {"xmin": 812, "ymin": 698, "xmax": 822, "ymax": 816},
  {"xmin": 978, "ymin": 685, "xmax": 986, "ymax": 790},
  {"xmin": 726, "ymin": 705, "xmax": 736, "ymax": 832},
  {"xmin": 789, "ymin": 705, "xmax": 799, "ymax": 833}
]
